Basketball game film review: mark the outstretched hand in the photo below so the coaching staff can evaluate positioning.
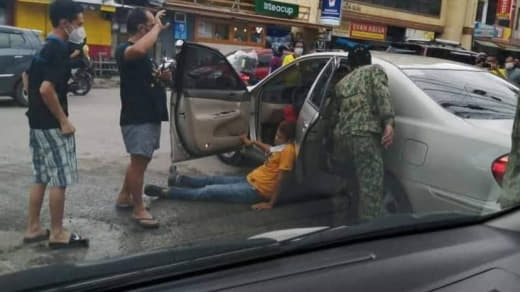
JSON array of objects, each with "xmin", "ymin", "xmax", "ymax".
[{"xmin": 240, "ymin": 134, "xmax": 252, "ymax": 146}]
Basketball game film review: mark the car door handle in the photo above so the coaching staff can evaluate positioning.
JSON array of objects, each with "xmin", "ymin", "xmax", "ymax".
[{"xmin": 14, "ymin": 55, "xmax": 24, "ymax": 59}]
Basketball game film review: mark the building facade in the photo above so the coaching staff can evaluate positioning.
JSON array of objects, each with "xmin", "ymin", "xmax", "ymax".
[
  {"xmin": 12, "ymin": 0, "xmax": 117, "ymax": 58},
  {"xmin": 332, "ymin": 0, "xmax": 478, "ymax": 50},
  {"xmin": 143, "ymin": 0, "xmax": 331, "ymax": 55}
]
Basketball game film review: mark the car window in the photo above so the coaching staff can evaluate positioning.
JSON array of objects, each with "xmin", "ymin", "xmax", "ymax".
[
  {"xmin": 9, "ymin": 33, "xmax": 26, "ymax": 49},
  {"xmin": 261, "ymin": 58, "xmax": 330, "ymax": 105},
  {"xmin": 182, "ymin": 45, "xmax": 243, "ymax": 91},
  {"xmin": 0, "ymin": 32, "xmax": 9, "ymax": 48},
  {"xmin": 308, "ymin": 60, "xmax": 335, "ymax": 108},
  {"xmin": 405, "ymin": 69, "xmax": 518, "ymax": 119}
]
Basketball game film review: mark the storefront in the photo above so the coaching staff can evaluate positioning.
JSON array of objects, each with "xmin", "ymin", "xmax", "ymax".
[
  {"xmin": 164, "ymin": 0, "xmax": 329, "ymax": 54},
  {"xmin": 14, "ymin": 0, "xmax": 116, "ymax": 58},
  {"xmin": 334, "ymin": 0, "xmax": 476, "ymax": 50}
]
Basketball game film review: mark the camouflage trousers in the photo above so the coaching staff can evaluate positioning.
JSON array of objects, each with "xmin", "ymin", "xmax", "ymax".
[
  {"xmin": 333, "ymin": 134, "xmax": 383, "ymax": 222},
  {"xmin": 500, "ymin": 137, "xmax": 520, "ymax": 208}
]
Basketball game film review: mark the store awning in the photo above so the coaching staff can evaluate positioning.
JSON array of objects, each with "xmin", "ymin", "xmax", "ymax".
[
  {"xmin": 165, "ymin": 2, "xmax": 332, "ymax": 30},
  {"xmin": 500, "ymin": 44, "xmax": 520, "ymax": 52},
  {"xmin": 475, "ymin": 40, "xmax": 500, "ymax": 48}
]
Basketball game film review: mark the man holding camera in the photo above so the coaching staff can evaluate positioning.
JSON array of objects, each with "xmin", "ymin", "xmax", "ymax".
[{"xmin": 114, "ymin": 8, "xmax": 171, "ymax": 228}]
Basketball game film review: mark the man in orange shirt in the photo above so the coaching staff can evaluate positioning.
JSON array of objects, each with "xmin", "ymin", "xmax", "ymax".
[{"xmin": 144, "ymin": 121, "xmax": 296, "ymax": 210}]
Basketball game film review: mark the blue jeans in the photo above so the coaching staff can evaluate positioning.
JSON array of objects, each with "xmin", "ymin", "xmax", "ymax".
[{"xmin": 165, "ymin": 175, "xmax": 263, "ymax": 204}]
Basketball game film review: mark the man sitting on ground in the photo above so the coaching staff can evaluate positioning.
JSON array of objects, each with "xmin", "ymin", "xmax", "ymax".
[{"xmin": 144, "ymin": 121, "xmax": 296, "ymax": 210}]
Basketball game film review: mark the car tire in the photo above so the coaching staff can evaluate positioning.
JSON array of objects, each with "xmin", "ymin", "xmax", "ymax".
[
  {"xmin": 217, "ymin": 151, "xmax": 244, "ymax": 166},
  {"xmin": 382, "ymin": 174, "xmax": 412, "ymax": 215},
  {"xmin": 14, "ymin": 81, "xmax": 28, "ymax": 107}
]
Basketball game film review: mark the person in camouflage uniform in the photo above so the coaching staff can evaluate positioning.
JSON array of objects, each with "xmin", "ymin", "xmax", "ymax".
[
  {"xmin": 331, "ymin": 46, "xmax": 395, "ymax": 222},
  {"xmin": 499, "ymin": 96, "xmax": 520, "ymax": 208}
]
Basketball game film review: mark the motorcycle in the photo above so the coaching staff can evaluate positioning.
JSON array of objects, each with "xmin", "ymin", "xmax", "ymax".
[{"xmin": 68, "ymin": 66, "xmax": 93, "ymax": 96}]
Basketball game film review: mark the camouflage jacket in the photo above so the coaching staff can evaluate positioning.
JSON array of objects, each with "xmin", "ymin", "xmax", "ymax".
[{"xmin": 332, "ymin": 64, "xmax": 395, "ymax": 138}]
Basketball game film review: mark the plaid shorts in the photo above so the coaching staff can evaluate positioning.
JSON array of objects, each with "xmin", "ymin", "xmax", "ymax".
[{"xmin": 30, "ymin": 129, "xmax": 78, "ymax": 188}]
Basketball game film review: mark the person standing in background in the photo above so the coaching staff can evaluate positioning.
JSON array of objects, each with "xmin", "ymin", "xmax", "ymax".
[
  {"xmin": 23, "ymin": 0, "xmax": 88, "ymax": 249},
  {"xmin": 487, "ymin": 56, "xmax": 507, "ymax": 79},
  {"xmin": 114, "ymin": 8, "xmax": 171, "ymax": 228},
  {"xmin": 270, "ymin": 46, "xmax": 283, "ymax": 73},
  {"xmin": 505, "ymin": 56, "xmax": 520, "ymax": 87},
  {"xmin": 282, "ymin": 41, "xmax": 305, "ymax": 66}
]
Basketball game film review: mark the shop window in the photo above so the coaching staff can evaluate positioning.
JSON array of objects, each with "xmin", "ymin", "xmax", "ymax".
[
  {"xmin": 214, "ymin": 23, "xmax": 229, "ymax": 40},
  {"xmin": 354, "ymin": 0, "xmax": 442, "ymax": 16},
  {"xmin": 232, "ymin": 24, "xmax": 248, "ymax": 42},
  {"xmin": 195, "ymin": 18, "xmax": 265, "ymax": 46},
  {"xmin": 0, "ymin": 32, "xmax": 8, "ymax": 48},
  {"xmin": 250, "ymin": 26, "xmax": 264, "ymax": 44},
  {"xmin": 197, "ymin": 20, "xmax": 213, "ymax": 39}
]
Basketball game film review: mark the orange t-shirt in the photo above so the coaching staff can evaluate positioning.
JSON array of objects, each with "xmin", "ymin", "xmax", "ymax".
[{"xmin": 247, "ymin": 143, "xmax": 296, "ymax": 198}]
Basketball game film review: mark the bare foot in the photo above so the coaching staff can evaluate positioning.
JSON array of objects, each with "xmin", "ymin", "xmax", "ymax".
[
  {"xmin": 133, "ymin": 207, "xmax": 154, "ymax": 221},
  {"xmin": 24, "ymin": 228, "xmax": 48, "ymax": 240},
  {"xmin": 50, "ymin": 229, "xmax": 70, "ymax": 243},
  {"xmin": 116, "ymin": 191, "xmax": 133, "ymax": 207}
]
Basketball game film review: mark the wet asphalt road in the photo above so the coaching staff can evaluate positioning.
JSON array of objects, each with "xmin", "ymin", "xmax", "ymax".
[{"xmin": 0, "ymin": 89, "xmax": 348, "ymax": 276}]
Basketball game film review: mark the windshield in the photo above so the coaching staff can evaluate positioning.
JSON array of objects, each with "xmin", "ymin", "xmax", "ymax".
[
  {"xmin": 4, "ymin": 1, "xmax": 520, "ymax": 290},
  {"xmin": 405, "ymin": 69, "xmax": 518, "ymax": 119}
]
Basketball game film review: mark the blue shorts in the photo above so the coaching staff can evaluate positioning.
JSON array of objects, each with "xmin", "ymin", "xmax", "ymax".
[
  {"xmin": 121, "ymin": 123, "xmax": 161, "ymax": 158},
  {"xmin": 30, "ymin": 129, "xmax": 78, "ymax": 188}
]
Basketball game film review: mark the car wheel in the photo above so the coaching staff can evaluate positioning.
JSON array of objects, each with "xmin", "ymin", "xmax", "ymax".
[
  {"xmin": 217, "ymin": 151, "xmax": 244, "ymax": 166},
  {"xmin": 382, "ymin": 174, "xmax": 412, "ymax": 215},
  {"xmin": 14, "ymin": 81, "xmax": 28, "ymax": 107}
]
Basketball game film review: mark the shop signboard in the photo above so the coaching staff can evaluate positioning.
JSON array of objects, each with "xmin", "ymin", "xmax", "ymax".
[
  {"xmin": 497, "ymin": 0, "xmax": 512, "ymax": 20},
  {"xmin": 320, "ymin": 0, "xmax": 342, "ymax": 26},
  {"xmin": 350, "ymin": 21, "xmax": 387, "ymax": 41},
  {"xmin": 474, "ymin": 23, "xmax": 499, "ymax": 38},
  {"xmin": 333, "ymin": 21, "xmax": 350, "ymax": 37},
  {"xmin": 405, "ymin": 28, "xmax": 435, "ymax": 41},
  {"xmin": 255, "ymin": 0, "xmax": 299, "ymax": 19}
]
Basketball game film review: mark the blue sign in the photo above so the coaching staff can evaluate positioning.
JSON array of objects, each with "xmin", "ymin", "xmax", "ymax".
[
  {"xmin": 174, "ymin": 22, "xmax": 187, "ymax": 40},
  {"xmin": 320, "ymin": 0, "xmax": 342, "ymax": 26}
]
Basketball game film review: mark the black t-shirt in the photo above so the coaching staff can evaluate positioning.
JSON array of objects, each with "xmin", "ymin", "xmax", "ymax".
[
  {"xmin": 115, "ymin": 42, "xmax": 168, "ymax": 126},
  {"xmin": 26, "ymin": 35, "xmax": 71, "ymax": 129}
]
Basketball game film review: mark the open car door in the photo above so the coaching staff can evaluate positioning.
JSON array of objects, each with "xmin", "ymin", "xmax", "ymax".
[
  {"xmin": 294, "ymin": 57, "xmax": 338, "ymax": 181},
  {"xmin": 170, "ymin": 42, "xmax": 249, "ymax": 163}
]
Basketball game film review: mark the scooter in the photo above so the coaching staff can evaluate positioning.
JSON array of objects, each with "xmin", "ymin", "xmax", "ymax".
[{"xmin": 69, "ymin": 66, "xmax": 93, "ymax": 96}]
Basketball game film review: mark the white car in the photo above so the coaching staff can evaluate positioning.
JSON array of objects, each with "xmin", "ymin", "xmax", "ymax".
[{"xmin": 170, "ymin": 43, "xmax": 517, "ymax": 216}]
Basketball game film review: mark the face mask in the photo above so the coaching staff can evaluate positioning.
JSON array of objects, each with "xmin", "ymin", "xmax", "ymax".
[
  {"xmin": 294, "ymin": 48, "xmax": 303, "ymax": 56},
  {"xmin": 506, "ymin": 62, "xmax": 514, "ymax": 69},
  {"xmin": 69, "ymin": 26, "xmax": 86, "ymax": 45}
]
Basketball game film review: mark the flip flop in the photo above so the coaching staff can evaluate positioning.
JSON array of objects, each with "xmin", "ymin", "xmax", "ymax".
[
  {"xmin": 132, "ymin": 216, "xmax": 159, "ymax": 229},
  {"xmin": 49, "ymin": 232, "xmax": 89, "ymax": 249},
  {"xmin": 23, "ymin": 229, "xmax": 50, "ymax": 244},
  {"xmin": 115, "ymin": 202, "xmax": 134, "ymax": 210}
]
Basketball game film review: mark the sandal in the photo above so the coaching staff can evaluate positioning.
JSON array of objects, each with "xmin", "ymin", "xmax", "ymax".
[
  {"xmin": 132, "ymin": 216, "xmax": 159, "ymax": 229},
  {"xmin": 49, "ymin": 232, "xmax": 89, "ymax": 249},
  {"xmin": 23, "ymin": 229, "xmax": 50, "ymax": 244}
]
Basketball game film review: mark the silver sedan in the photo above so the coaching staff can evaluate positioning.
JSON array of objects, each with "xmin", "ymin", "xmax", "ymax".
[{"xmin": 170, "ymin": 44, "xmax": 516, "ymax": 216}]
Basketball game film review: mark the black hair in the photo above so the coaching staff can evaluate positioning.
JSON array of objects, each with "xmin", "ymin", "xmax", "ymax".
[
  {"xmin": 127, "ymin": 8, "xmax": 150, "ymax": 35},
  {"xmin": 347, "ymin": 45, "xmax": 371, "ymax": 69},
  {"xmin": 278, "ymin": 120, "xmax": 296, "ymax": 142},
  {"xmin": 49, "ymin": 0, "xmax": 83, "ymax": 28},
  {"xmin": 277, "ymin": 45, "xmax": 287, "ymax": 56}
]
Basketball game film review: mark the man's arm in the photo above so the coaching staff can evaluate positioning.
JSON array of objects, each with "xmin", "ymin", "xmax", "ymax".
[
  {"xmin": 40, "ymin": 81, "xmax": 74, "ymax": 135},
  {"xmin": 70, "ymin": 49, "xmax": 81, "ymax": 59},
  {"xmin": 372, "ymin": 66, "xmax": 395, "ymax": 149},
  {"xmin": 124, "ymin": 10, "xmax": 169, "ymax": 61}
]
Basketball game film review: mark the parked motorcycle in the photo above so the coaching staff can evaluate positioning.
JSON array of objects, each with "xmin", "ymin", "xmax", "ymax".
[{"xmin": 68, "ymin": 66, "xmax": 93, "ymax": 96}]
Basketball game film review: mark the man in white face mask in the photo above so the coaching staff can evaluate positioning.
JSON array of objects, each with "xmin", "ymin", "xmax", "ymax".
[
  {"xmin": 69, "ymin": 26, "xmax": 88, "ymax": 69},
  {"xmin": 505, "ymin": 56, "xmax": 520, "ymax": 87}
]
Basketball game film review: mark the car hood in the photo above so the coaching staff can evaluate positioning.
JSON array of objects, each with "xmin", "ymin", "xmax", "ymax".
[{"xmin": 463, "ymin": 119, "xmax": 513, "ymax": 136}]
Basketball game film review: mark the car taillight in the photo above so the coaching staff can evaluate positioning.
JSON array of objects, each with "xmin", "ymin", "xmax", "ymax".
[{"xmin": 492, "ymin": 155, "xmax": 509, "ymax": 186}]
